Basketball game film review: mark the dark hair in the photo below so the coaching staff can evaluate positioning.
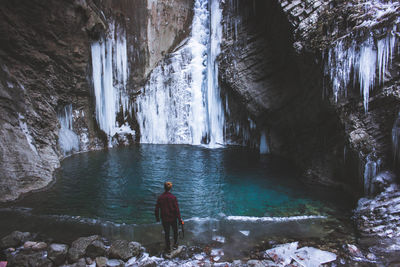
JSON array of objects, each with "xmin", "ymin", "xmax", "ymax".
[{"xmin": 164, "ymin": 182, "xmax": 173, "ymax": 191}]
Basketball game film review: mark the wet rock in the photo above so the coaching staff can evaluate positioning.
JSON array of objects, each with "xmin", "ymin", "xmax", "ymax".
[
  {"xmin": 68, "ymin": 235, "xmax": 100, "ymax": 263},
  {"xmin": 23, "ymin": 241, "xmax": 38, "ymax": 249},
  {"xmin": 164, "ymin": 245, "xmax": 185, "ymax": 259},
  {"xmin": 372, "ymin": 171, "xmax": 396, "ymax": 195},
  {"xmin": 0, "ymin": 231, "xmax": 32, "ymax": 249},
  {"xmin": 86, "ymin": 239, "xmax": 106, "ymax": 258},
  {"xmin": 48, "ymin": 243, "xmax": 69, "ymax": 265},
  {"xmin": 95, "ymin": 256, "xmax": 107, "ymax": 267},
  {"xmin": 246, "ymin": 260, "xmax": 265, "ymax": 267},
  {"xmin": 7, "ymin": 250, "xmax": 53, "ymax": 267},
  {"xmin": 346, "ymin": 244, "xmax": 363, "ymax": 258},
  {"xmin": 85, "ymin": 257, "xmax": 93, "ymax": 265},
  {"xmin": 108, "ymin": 240, "xmax": 141, "ymax": 261},
  {"xmin": 72, "ymin": 258, "xmax": 86, "ymax": 267},
  {"xmin": 106, "ymin": 259, "xmax": 124, "ymax": 267},
  {"xmin": 32, "ymin": 242, "xmax": 47, "ymax": 251}
]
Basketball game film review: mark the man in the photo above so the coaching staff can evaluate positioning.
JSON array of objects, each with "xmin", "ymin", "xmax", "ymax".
[{"xmin": 155, "ymin": 181, "xmax": 182, "ymax": 252}]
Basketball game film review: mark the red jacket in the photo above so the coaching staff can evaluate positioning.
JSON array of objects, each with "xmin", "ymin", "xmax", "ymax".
[{"xmin": 155, "ymin": 191, "xmax": 181, "ymax": 222}]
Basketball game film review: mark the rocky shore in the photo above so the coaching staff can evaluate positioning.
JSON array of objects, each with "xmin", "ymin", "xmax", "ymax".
[{"xmin": 0, "ymin": 228, "xmax": 393, "ymax": 267}]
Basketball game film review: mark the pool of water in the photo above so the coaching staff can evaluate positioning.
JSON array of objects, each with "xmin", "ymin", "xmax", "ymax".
[
  {"xmin": 0, "ymin": 145, "xmax": 356, "ymax": 257},
  {"xmin": 10, "ymin": 145, "xmax": 349, "ymax": 224}
]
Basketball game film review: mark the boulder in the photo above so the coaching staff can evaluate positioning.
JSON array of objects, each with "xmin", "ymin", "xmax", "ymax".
[
  {"xmin": 372, "ymin": 171, "xmax": 396, "ymax": 194},
  {"xmin": 164, "ymin": 245, "xmax": 185, "ymax": 259},
  {"xmin": 23, "ymin": 241, "xmax": 38, "ymax": 249},
  {"xmin": 7, "ymin": 250, "xmax": 53, "ymax": 267},
  {"xmin": 108, "ymin": 240, "xmax": 141, "ymax": 261},
  {"xmin": 1, "ymin": 231, "xmax": 32, "ymax": 249},
  {"xmin": 106, "ymin": 259, "xmax": 124, "ymax": 267},
  {"xmin": 68, "ymin": 235, "xmax": 100, "ymax": 263},
  {"xmin": 95, "ymin": 256, "xmax": 108, "ymax": 267},
  {"xmin": 72, "ymin": 258, "xmax": 86, "ymax": 267},
  {"xmin": 86, "ymin": 239, "xmax": 106, "ymax": 258},
  {"xmin": 48, "ymin": 243, "xmax": 69, "ymax": 265},
  {"xmin": 32, "ymin": 242, "xmax": 47, "ymax": 251}
]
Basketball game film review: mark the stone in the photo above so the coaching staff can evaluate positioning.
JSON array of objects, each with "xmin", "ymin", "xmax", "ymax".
[
  {"xmin": 138, "ymin": 259, "xmax": 157, "ymax": 267},
  {"xmin": 95, "ymin": 256, "xmax": 108, "ymax": 267},
  {"xmin": 85, "ymin": 257, "xmax": 93, "ymax": 264},
  {"xmin": 23, "ymin": 241, "xmax": 38, "ymax": 249},
  {"xmin": 346, "ymin": 244, "xmax": 363, "ymax": 258},
  {"xmin": 32, "ymin": 242, "xmax": 47, "ymax": 251},
  {"xmin": 106, "ymin": 259, "xmax": 124, "ymax": 267},
  {"xmin": 48, "ymin": 243, "xmax": 69, "ymax": 265},
  {"xmin": 68, "ymin": 235, "xmax": 100, "ymax": 263},
  {"xmin": 372, "ymin": 171, "xmax": 396, "ymax": 194},
  {"xmin": 86, "ymin": 239, "xmax": 106, "ymax": 258},
  {"xmin": 72, "ymin": 258, "xmax": 86, "ymax": 267},
  {"xmin": 246, "ymin": 260, "xmax": 264, "ymax": 267},
  {"xmin": 7, "ymin": 250, "xmax": 53, "ymax": 267},
  {"xmin": 163, "ymin": 245, "xmax": 185, "ymax": 259},
  {"xmin": 0, "ymin": 231, "xmax": 32, "ymax": 249},
  {"xmin": 108, "ymin": 240, "xmax": 141, "ymax": 261}
]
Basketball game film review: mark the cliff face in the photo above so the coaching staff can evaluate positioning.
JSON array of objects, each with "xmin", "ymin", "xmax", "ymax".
[
  {"xmin": 220, "ymin": 0, "xmax": 349, "ymax": 189},
  {"xmin": 220, "ymin": 0, "xmax": 400, "ymax": 194},
  {"xmin": 0, "ymin": 0, "xmax": 193, "ymax": 202}
]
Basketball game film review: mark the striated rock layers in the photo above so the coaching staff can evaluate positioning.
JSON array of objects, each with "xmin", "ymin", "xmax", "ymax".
[
  {"xmin": 219, "ymin": 0, "xmax": 400, "ymax": 194},
  {"xmin": 0, "ymin": 0, "xmax": 193, "ymax": 202}
]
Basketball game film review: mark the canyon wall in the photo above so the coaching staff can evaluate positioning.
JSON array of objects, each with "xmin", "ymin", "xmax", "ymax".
[
  {"xmin": 0, "ymin": 0, "xmax": 193, "ymax": 202},
  {"xmin": 219, "ymin": 0, "xmax": 400, "ymax": 195}
]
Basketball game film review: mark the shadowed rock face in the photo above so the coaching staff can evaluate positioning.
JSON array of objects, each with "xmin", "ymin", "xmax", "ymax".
[
  {"xmin": 220, "ymin": 0, "xmax": 349, "ymax": 189},
  {"xmin": 0, "ymin": 0, "xmax": 193, "ymax": 202},
  {"xmin": 220, "ymin": 0, "xmax": 400, "ymax": 194}
]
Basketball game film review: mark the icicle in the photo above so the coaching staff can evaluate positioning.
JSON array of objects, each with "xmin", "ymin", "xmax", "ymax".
[
  {"xmin": 57, "ymin": 105, "xmax": 79, "ymax": 156},
  {"xmin": 364, "ymin": 154, "xmax": 381, "ymax": 196},
  {"xmin": 326, "ymin": 31, "xmax": 397, "ymax": 112},
  {"xmin": 259, "ymin": 131, "xmax": 269, "ymax": 154},
  {"xmin": 392, "ymin": 111, "xmax": 400, "ymax": 165},
  {"xmin": 91, "ymin": 21, "xmax": 133, "ymax": 146}
]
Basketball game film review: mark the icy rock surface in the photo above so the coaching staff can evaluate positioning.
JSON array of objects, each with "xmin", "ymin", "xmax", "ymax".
[
  {"xmin": 325, "ymin": 0, "xmax": 400, "ymax": 112},
  {"xmin": 355, "ymin": 184, "xmax": 400, "ymax": 259}
]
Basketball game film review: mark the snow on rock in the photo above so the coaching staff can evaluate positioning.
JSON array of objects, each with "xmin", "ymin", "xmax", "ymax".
[
  {"xmin": 292, "ymin": 246, "xmax": 337, "ymax": 267},
  {"xmin": 264, "ymin": 242, "xmax": 299, "ymax": 266},
  {"xmin": 264, "ymin": 242, "xmax": 337, "ymax": 267}
]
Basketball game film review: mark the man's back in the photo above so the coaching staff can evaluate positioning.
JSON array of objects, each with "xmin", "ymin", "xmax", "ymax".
[{"xmin": 155, "ymin": 191, "xmax": 181, "ymax": 222}]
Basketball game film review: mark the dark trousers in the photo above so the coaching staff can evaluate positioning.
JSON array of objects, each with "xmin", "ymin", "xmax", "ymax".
[{"xmin": 162, "ymin": 220, "xmax": 178, "ymax": 249}]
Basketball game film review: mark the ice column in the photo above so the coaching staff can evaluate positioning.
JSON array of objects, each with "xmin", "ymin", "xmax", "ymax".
[
  {"xmin": 58, "ymin": 105, "xmax": 79, "ymax": 155},
  {"xmin": 206, "ymin": 0, "xmax": 225, "ymax": 147},
  {"xmin": 91, "ymin": 22, "xmax": 132, "ymax": 146}
]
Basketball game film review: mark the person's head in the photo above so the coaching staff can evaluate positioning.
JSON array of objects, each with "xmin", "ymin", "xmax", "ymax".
[{"xmin": 164, "ymin": 181, "xmax": 173, "ymax": 192}]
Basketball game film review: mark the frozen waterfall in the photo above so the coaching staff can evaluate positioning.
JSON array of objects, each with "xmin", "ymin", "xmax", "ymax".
[
  {"xmin": 91, "ymin": 22, "xmax": 134, "ymax": 146},
  {"xmin": 58, "ymin": 105, "xmax": 79, "ymax": 156},
  {"xmin": 135, "ymin": 0, "xmax": 225, "ymax": 147}
]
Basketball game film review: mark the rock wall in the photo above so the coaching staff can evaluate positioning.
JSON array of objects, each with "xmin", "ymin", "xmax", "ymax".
[
  {"xmin": 220, "ymin": 0, "xmax": 400, "ymax": 195},
  {"xmin": 220, "ymin": 0, "xmax": 349, "ymax": 189},
  {"xmin": 0, "ymin": 0, "xmax": 193, "ymax": 202}
]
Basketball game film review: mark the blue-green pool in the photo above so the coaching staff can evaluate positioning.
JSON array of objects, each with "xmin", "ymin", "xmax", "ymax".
[{"xmin": 11, "ymin": 145, "xmax": 349, "ymax": 225}]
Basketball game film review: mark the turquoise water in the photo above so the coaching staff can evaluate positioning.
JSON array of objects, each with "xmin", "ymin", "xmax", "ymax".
[{"xmin": 13, "ymin": 145, "xmax": 346, "ymax": 224}]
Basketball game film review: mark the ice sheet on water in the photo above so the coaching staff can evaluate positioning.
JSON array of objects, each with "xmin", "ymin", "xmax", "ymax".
[
  {"xmin": 239, "ymin": 230, "xmax": 250, "ymax": 236},
  {"xmin": 265, "ymin": 242, "xmax": 298, "ymax": 266}
]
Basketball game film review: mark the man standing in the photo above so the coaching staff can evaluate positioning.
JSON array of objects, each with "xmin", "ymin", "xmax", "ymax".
[{"xmin": 155, "ymin": 181, "xmax": 182, "ymax": 252}]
